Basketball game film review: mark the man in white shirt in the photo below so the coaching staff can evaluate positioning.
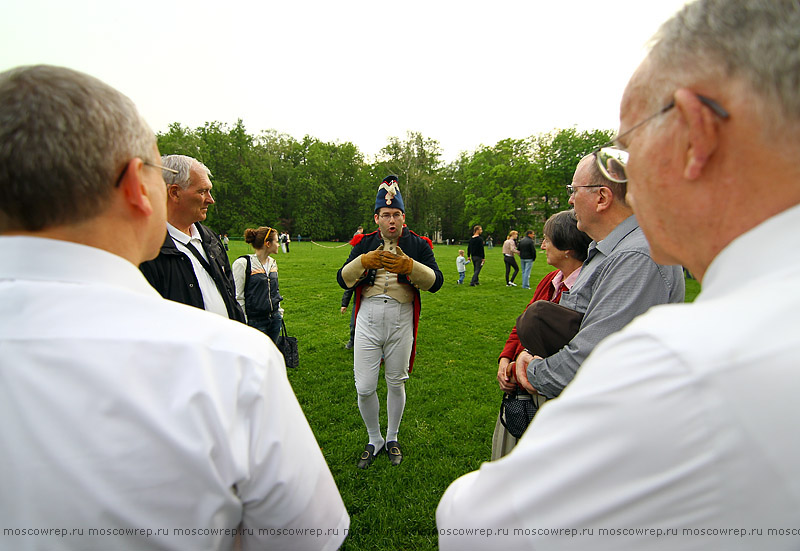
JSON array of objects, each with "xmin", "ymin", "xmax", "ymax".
[
  {"xmin": 140, "ymin": 154, "xmax": 245, "ymax": 322},
  {"xmin": 437, "ymin": 1, "xmax": 800, "ymax": 549},
  {"xmin": 0, "ymin": 65, "xmax": 348, "ymax": 551}
]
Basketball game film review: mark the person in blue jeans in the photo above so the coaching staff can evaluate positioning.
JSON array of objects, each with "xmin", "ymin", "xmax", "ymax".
[
  {"xmin": 518, "ymin": 230, "xmax": 537, "ymax": 289},
  {"xmin": 232, "ymin": 226, "xmax": 284, "ymax": 343},
  {"xmin": 456, "ymin": 249, "xmax": 470, "ymax": 284}
]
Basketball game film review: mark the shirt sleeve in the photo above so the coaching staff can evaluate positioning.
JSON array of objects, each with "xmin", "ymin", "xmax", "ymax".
[
  {"xmin": 232, "ymin": 256, "xmax": 248, "ymax": 323},
  {"xmin": 238, "ymin": 350, "xmax": 349, "ymax": 550},
  {"xmin": 338, "ymin": 240, "xmax": 370, "ymax": 290},
  {"xmin": 408, "ymin": 238, "xmax": 444, "ymax": 293},
  {"xmin": 529, "ymin": 250, "xmax": 680, "ymax": 398}
]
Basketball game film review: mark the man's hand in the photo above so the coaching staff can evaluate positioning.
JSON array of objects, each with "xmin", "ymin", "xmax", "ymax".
[
  {"xmin": 381, "ymin": 250, "xmax": 413, "ymax": 274},
  {"xmin": 361, "ymin": 249, "xmax": 383, "ymax": 270},
  {"xmin": 514, "ymin": 350, "xmax": 540, "ymax": 395},
  {"xmin": 497, "ymin": 358, "xmax": 517, "ymax": 393},
  {"xmin": 340, "ymin": 306, "xmax": 347, "ymax": 314}
]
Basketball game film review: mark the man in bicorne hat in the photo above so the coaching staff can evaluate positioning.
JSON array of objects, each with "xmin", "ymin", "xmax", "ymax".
[{"xmin": 337, "ymin": 175, "xmax": 443, "ymax": 469}]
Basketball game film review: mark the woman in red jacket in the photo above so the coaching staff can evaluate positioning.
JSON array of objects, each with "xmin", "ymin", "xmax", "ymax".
[{"xmin": 491, "ymin": 210, "xmax": 591, "ymax": 459}]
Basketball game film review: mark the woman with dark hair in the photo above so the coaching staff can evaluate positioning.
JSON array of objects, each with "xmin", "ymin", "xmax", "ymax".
[
  {"xmin": 232, "ymin": 226, "xmax": 283, "ymax": 343},
  {"xmin": 491, "ymin": 210, "xmax": 592, "ymax": 459}
]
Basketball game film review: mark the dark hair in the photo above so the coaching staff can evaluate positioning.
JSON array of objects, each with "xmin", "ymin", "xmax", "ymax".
[
  {"xmin": 244, "ymin": 226, "xmax": 276, "ymax": 249},
  {"xmin": 543, "ymin": 210, "xmax": 592, "ymax": 262}
]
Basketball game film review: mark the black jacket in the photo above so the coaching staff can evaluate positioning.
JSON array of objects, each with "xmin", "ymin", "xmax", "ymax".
[
  {"xmin": 518, "ymin": 235, "xmax": 537, "ymax": 261},
  {"xmin": 140, "ymin": 222, "xmax": 245, "ymax": 323},
  {"xmin": 467, "ymin": 235, "xmax": 484, "ymax": 259}
]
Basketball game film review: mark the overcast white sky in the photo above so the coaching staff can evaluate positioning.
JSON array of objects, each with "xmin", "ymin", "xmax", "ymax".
[{"xmin": 1, "ymin": 0, "xmax": 688, "ymax": 162}]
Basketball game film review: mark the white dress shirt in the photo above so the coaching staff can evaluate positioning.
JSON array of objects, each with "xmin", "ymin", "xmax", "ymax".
[
  {"xmin": 437, "ymin": 203, "xmax": 800, "ymax": 550},
  {"xmin": 167, "ymin": 223, "xmax": 228, "ymax": 318},
  {"xmin": 0, "ymin": 236, "xmax": 348, "ymax": 551}
]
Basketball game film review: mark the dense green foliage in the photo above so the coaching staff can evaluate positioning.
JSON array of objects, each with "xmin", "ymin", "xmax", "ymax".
[
  {"xmin": 157, "ymin": 122, "xmax": 613, "ymax": 242},
  {"xmin": 228, "ymin": 241, "xmax": 700, "ymax": 551}
]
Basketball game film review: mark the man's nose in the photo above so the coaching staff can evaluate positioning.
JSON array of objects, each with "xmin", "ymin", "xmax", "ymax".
[{"xmin": 206, "ymin": 192, "xmax": 215, "ymax": 204}]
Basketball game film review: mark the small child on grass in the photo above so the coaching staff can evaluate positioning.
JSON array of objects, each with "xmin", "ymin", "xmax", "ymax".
[{"xmin": 456, "ymin": 249, "xmax": 470, "ymax": 285}]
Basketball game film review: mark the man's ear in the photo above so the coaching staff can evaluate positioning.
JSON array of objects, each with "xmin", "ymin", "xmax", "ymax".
[
  {"xmin": 117, "ymin": 158, "xmax": 154, "ymax": 216},
  {"xmin": 167, "ymin": 183, "xmax": 182, "ymax": 201},
  {"xmin": 674, "ymin": 88, "xmax": 720, "ymax": 180},
  {"xmin": 595, "ymin": 186, "xmax": 614, "ymax": 213}
]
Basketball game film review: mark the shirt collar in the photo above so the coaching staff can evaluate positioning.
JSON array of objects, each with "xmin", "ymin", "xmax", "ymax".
[
  {"xmin": 700, "ymin": 203, "xmax": 800, "ymax": 300},
  {"xmin": 563, "ymin": 266, "xmax": 581, "ymax": 289},
  {"xmin": 0, "ymin": 236, "xmax": 161, "ymax": 298},
  {"xmin": 167, "ymin": 222, "xmax": 200, "ymax": 246},
  {"xmin": 594, "ymin": 214, "xmax": 639, "ymax": 257},
  {"xmin": 551, "ymin": 266, "xmax": 582, "ymax": 293}
]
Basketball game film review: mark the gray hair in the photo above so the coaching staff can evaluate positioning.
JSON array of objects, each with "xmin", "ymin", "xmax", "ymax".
[
  {"xmin": 0, "ymin": 65, "xmax": 154, "ymax": 232},
  {"xmin": 647, "ymin": 0, "xmax": 800, "ymax": 137},
  {"xmin": 161, "ymin": 154, "xmax": 212, "ymax": 190}
]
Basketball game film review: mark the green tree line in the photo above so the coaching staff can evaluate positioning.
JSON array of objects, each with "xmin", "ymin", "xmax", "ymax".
[{"xmin": 157, "ymin": 120, "xmax": 613, "ymax": 242}]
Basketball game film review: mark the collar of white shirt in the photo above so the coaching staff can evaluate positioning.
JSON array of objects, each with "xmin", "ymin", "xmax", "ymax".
[{"xmin": 0, "ymin": 236, "xmax": 160, "ymax": 297}]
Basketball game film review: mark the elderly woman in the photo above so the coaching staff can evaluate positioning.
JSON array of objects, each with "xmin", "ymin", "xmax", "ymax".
[
  {"xmin": 232, "ymin": 226, "xmax": 283, "ymax": 343},
  {"xmin": 502, "ymin": 230, "xmax": 520, "ymax": 287},
  {"xmin": 491, "ymin": 210, "xmax": 592, "ymax": 459}
]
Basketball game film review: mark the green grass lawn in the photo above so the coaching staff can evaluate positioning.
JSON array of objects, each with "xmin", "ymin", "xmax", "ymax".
[{"xmin": 228, "ymin": 239, "xmax": 700, "ymax": 551}]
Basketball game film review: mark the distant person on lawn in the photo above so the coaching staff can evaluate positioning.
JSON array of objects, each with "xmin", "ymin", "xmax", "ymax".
[
  {"xmin": 467, "ymin": 224, "xmax": 485, "ymax": 286},
  {"xmin": 518, "ymin": 229, "xmax": 537, "ymax": 289},
  {"xmin": 502, "ymin": 230, "xmax": 520, "ymax": 287}
]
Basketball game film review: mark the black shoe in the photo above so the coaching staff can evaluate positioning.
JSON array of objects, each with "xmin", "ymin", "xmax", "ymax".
[
  {"xmin": 386, "ymin": 441, "xmax": 402, "ymax": 466},
  {"xmin": 357, "ymin": 443, "xmax": 382, "ymax": 469}
]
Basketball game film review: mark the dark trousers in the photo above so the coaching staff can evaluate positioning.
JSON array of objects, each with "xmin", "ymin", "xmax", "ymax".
[
  {"xmin": 470, "ymin": 257, "xmax": 484, "ymax": 285},
  {"xmin": 504, "ymin": 255, "xmax": 519, "ymax": 284},
  {"xmin": 249, "ymin": 310, "xmax": 282, "ymax": 344}
]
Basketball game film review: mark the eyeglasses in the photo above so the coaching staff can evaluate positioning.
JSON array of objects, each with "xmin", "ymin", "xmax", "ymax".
[
  {"xmin": 566, "ymin": 183, "xmax": 606, "ymax": 195},
  {"xmin": 378, "ymin": 212, "xmax": 404, "ymax": 221},
  {"xmin": 114, "ymin": 159, "xmax": 179, "ymax": 187},
  {"xmin": 591, "ymin": 94, "xmax": 730, "ymax": 185},
  {"xmin": 593, "ymin": 147, "xmax": 629, "ymax": 184},
  {"xmin": 145, "ymin": 161, "xmax": 179, "ymax": 174},
  {"xmin": 597, "ymin": 94, "xmax": 730, "ymax": 151}
]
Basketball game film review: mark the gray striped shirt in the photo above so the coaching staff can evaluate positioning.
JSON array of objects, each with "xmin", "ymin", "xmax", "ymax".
[{"xmin": 529, "ymin": 215, "xmax": 685, "ymax": 398}]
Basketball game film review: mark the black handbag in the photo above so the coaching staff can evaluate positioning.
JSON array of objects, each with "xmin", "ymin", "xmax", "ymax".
[
  {"xmin": 499, "ymin": 299, "xmax": 584, "ymax": 438},
  {"xmin": 276, "ymin": 319, "xmax": 299, "ymax": 368},
  {"xmin": 500, "ymin": 389, "xmax": 539, "ymax": 439}
]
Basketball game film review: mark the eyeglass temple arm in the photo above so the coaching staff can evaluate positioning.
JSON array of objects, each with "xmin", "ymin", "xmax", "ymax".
[{"xmin": 595, "ymin": 93, "xmax": 730, "ymax": 151}]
